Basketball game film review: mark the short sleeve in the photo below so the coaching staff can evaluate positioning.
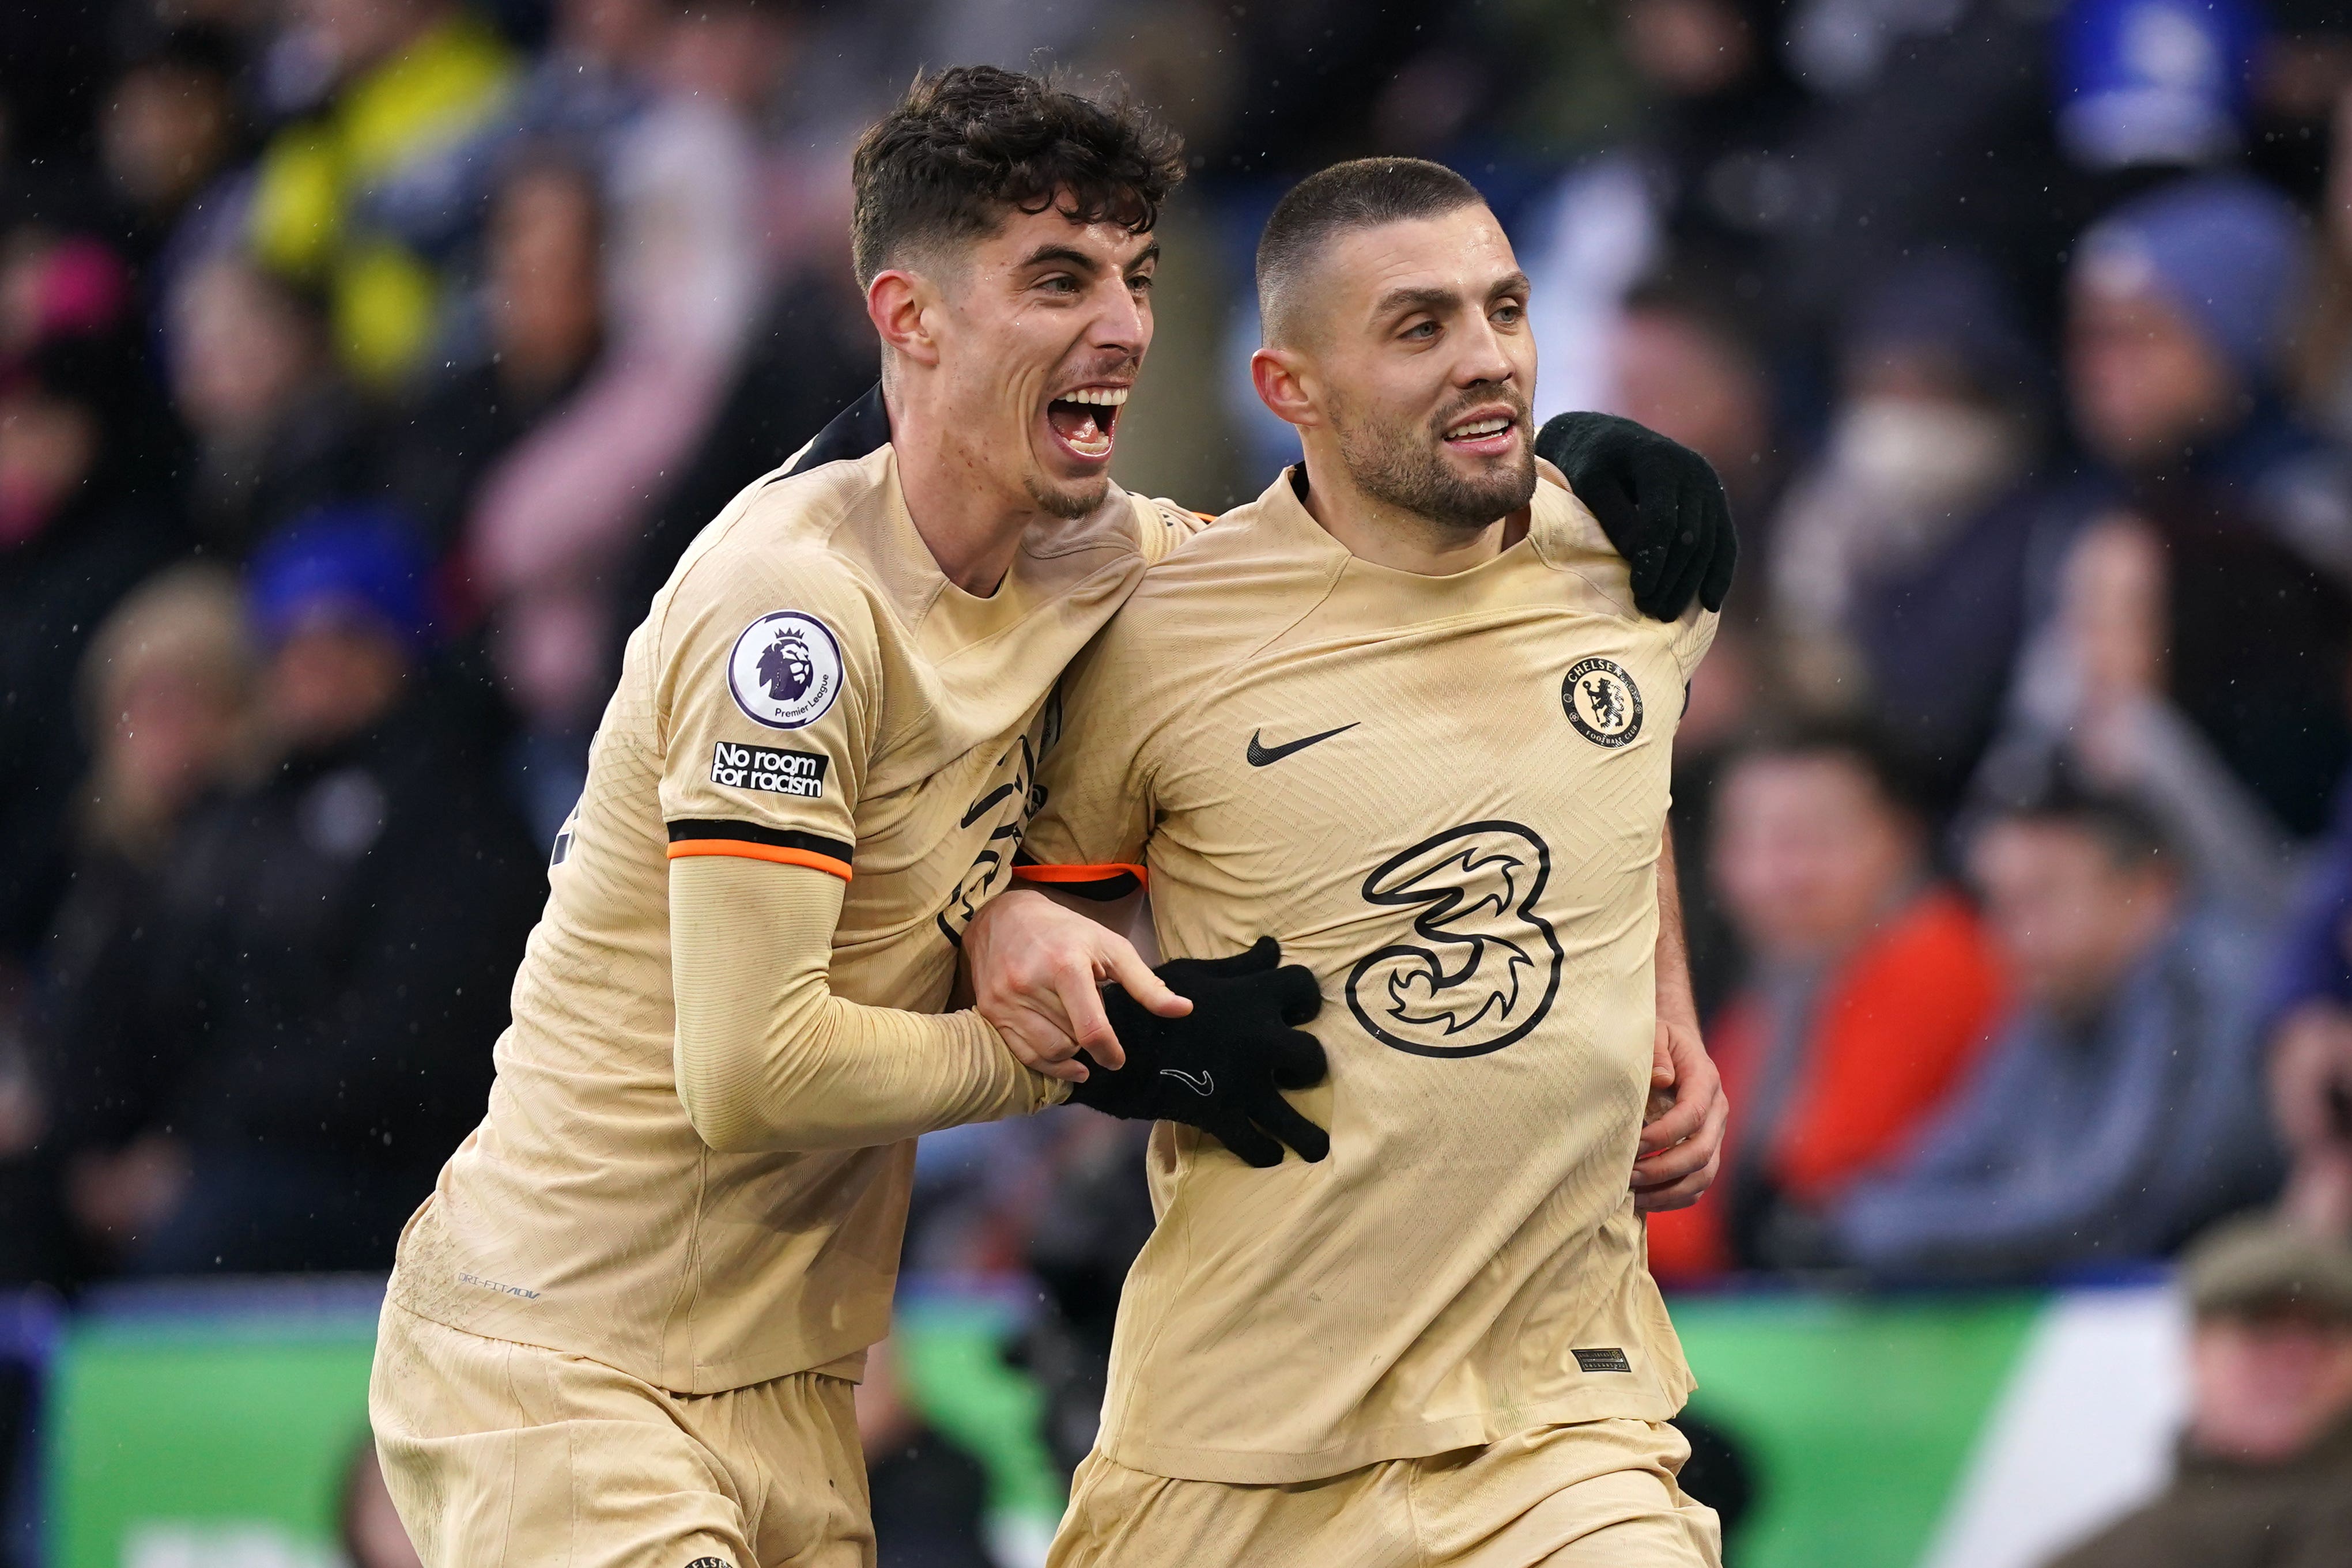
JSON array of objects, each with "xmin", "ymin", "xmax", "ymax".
[
  {"xmin": 1014, "ymin": 621, "xmax": 1158, "ymax": 901},
  {"xmin": 656, "ymin": 545, "xmax": 879, "ymax": 881}
]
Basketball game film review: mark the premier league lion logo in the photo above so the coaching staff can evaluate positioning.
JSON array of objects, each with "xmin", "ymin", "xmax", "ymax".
[
  {"xmin": 727, "ymin": 610, "xmax": 842, "ymax": 730},
  {"xmin": 757, "ymin": 628, "xmax": 816, "ymax": 704}
]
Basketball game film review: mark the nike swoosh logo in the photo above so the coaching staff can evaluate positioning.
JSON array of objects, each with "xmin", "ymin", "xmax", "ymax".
[
  {"xmin": 1159, "ymin": 1068, "xmax": 1214, "ymax": 1096},
  {"xmin": 1246, "ymin": 723, "xmax": 1359, "ymax": 767}
]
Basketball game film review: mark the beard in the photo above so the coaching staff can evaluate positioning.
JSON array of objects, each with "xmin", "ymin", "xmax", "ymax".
[
  {"xmin": 1025, "ymin": 471, "xmax": 1112, "ymax": 521},
  {"xmin": 1334, "ymin": 387, "xmax": 1536, "ymax": 531}
]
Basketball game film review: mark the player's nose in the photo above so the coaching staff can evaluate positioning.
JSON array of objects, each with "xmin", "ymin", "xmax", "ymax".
[
  {"xmin": 1451, "ymin": 318, "xmax": 1516, "ymax": 390},
  {"xmin": 1089, "ymin": 277, "xmax": 1149, "ymax": 355}
]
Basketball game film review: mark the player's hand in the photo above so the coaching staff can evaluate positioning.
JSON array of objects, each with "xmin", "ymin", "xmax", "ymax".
[
  {"xmin": 1536, "ymin": 412, "xmax": 1736, "ymax": 619},
  {"xmin": 965, "ymin": 890, "xmax": 1188, "ymax": 1083},
  {"xmin": 1070, "ymin": 938, "xmax": 1332, "ymax": 1168},
  {"xmin": 1632, "ymin": 1018, "xmax": 1726, "ymax": 1212}
]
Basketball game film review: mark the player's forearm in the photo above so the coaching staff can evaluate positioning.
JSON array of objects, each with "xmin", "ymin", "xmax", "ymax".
[
  {"xmin": 670, "ymin": 856, "xmax": 1062, "ymax": 1154},
  {"xmin": 1654, "ymin": 824, "xmax": 1701, "ymax": 1033},
  {"xmin": 722, "ymin": 984, "xmax": 1063, "ymax": 1154}
]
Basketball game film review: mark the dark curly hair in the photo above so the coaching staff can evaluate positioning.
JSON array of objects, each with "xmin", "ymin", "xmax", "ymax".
[{"xmin": 850, "ymin": 65, "xmax": 1186, "ymax": 288}]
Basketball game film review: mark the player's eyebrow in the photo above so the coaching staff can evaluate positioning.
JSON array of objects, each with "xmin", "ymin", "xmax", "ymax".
[
  {"xmin": 1017, "ymin": 243, "xmax": 1105, "ymax": 275},
  {"xmin": 1489, "ymin": 270, "xmax": 1532, "ymax": 301},
  {"xmin": 1124, "ymin": 241, "xmax": 1162, "ymax": 276},
  {"xmin": 1373, "ymin": 284, "xmax": 1462, "ymax": 321}
]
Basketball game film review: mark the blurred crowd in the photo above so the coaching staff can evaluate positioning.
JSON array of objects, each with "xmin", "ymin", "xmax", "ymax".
[{"xmin": 6, "ymin": 0, "xmax": 2352, "ymax": 1560}]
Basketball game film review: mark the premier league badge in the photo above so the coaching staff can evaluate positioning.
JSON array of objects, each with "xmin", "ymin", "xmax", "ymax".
[{"xmin": 727, "ymin": 610, "xmax": 844, "ymax": 730}]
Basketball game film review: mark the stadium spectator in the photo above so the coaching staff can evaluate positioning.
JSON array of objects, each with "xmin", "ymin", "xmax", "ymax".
[
  {"xmin": 31, "ymin": 567, "xmax": 255, "ymax": 1282},
  {"xmin": 1769, "ymin": 0, "xmax": 2081, "ymax": 361},
  {"xmin": 97, "ymin": 26, "xmax": 251, "ymax": 275},
  {"xmin": 2264, "ymin": 781, "xmax": 2352, "ymax": 1237},
  {"xmin": 1835, "ymin": 785, "xmax": 2282, "ymax": 1281},
  {"xmin": 382, "ymin": 152, "xmax": 606, "ymax": 553},
  {"xmin": 1767, "ymin": 255, "xmax": 2048, "ymax": 811},
  {"xmin": 2293, "ymin": 82, "xmax": 2352, "ymax": 445},
  {"xmin": 0, "ymin": 237, "xmax": 183, "ymax": 957},
  {"xmin": 244, "ymin": 0, "xmax": 516, "ymax": 388},
  {"xmin": 1607, "ymin": 278, "xmax": 1783, "ymax": 549},
  {"xmin": 2052, "ymin": 0, "xmax": 2263, "ymax": 178},
  {"xmin": 609, "ymin": 274, "xmax": 876, "ymax": 654},
  {"xmin": 2044, "ymin": 1216, "xmax": 2352, "ymax": 1568},
  {"xmin": 1970, "ymin": 512, "xmax": 2308, "ymax": 917},
  {"xmin": 1602, "ymin": 0, "xmax": 1807, "ymax": 320},
  {"xmin": 167, "ymin": 255, "xmax": 374, "ymax": 559},
  {"xmin": 1972, "ymin": 176, "xmax": 2352, "ymax": 876},
  {"xmin": 440, "ymin": 0, "xmax": 660, "ymax": 217},
  {"xmin": 2060, "ymin": 176, "xmax": 2347, "ymax": 582},
  {"xmin": 1646, "ymin": 726, "xmax": 2007, "ymax": 1279},
  {"xmin": 61, "ymin": 508, "xmax": 541, "ymax": 1275},
  {"xmin": 1510, "ymin": 0, "xmax": 1806, "ymax": 425},
  {"xmin": 1591, "ymin": 277, "xmax": 1783, "ymax": 1011},
  {"xmin": 462, "ymin": 0, "xmax": 787, "ymax": 832}
]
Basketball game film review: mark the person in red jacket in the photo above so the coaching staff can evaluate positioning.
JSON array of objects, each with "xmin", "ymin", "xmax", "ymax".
[{"xmin": 1649, "ymin": 724, "xmax": 2006, "ymax": 1279}]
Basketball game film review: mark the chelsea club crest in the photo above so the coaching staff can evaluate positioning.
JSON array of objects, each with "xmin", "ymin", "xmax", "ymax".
[{"xmin": 1562, "ymin": 657, "xmax": 1642, "ymax": 748}]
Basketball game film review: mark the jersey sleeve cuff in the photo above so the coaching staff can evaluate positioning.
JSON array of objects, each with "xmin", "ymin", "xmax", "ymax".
[
  {"xmin": 1010, "ymin": 858, "xmax": 1145, "ymax": 901},
  {"xmin": 667, "ymin": 819, "xmax": 854, "ymax": 881}
]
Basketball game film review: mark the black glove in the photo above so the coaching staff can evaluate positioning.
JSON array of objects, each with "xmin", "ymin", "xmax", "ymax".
[
  {"xmin": 1068, "ymin": 936, "xmax": 1330, "ymax": 1168},
  {"xmin": 1536, "ymin": 411, "xmax": 1737, "ymax": 620}
]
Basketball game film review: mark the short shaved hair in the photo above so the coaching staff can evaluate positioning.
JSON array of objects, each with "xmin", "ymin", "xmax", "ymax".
[{"xmin": 1255, "ymin": 158, "xmax": 1486, "ymax": 345}]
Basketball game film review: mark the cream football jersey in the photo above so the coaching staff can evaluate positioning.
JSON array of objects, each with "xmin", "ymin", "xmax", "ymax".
[
  {"xmin": 390, "ymin": 396, "xmax": 1196, "ymax": 1395},
  {"xmin": 1017, "ymin": 467, "xmax": 1717, "ymax": 1482}
]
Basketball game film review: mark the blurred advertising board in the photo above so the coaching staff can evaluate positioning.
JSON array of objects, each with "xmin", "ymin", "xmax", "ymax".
[{"xmin": 36, "ymin": 1279, "xmax": 2184, "ymax": 1568}]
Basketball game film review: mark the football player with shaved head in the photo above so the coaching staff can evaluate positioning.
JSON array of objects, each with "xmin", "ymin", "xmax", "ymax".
[
  {"xmin": 969, "ymin": 157, "xmax": 1730, "ymax": 1567},
  {"xmin": 370, "ymin": 62, "xmax": 1730, "ymax": 1568}
]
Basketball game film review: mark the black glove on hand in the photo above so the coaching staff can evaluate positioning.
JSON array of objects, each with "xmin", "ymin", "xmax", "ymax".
[
  {"xmin": 1068, "ymin": 936, "xmax": 1330, "ymax": 1168},
  {"xmin": 1535, "ymin": 411, "xmax": 1737, "ymax": 620}
]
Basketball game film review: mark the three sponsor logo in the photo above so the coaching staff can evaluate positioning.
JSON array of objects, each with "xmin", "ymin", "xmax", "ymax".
[{"xmin": 1345, "ymin": 821, "xmax": 1564, "ymax": 1059}]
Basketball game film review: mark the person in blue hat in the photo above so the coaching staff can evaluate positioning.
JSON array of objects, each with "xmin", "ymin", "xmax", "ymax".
[
  {"xmin": 2065, "ymin": 174, "xmax": 2347, "ymax": 581},
  {"xmin": 2003, "ymin": 173, "xmax": 2352, "ymax": 843}
]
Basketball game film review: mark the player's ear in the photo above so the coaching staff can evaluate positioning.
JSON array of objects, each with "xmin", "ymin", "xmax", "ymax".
[
  {"xmin": 867, "ymin": 269, "xmax": 941, "ymax": 368},
  {"xmin": 1252, "ymin": 345, "xmax": 1320, "ymax": 431}
]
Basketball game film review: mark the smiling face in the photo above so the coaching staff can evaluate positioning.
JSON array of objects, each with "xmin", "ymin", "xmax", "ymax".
[
  {"xmin": 911, "ymin": 200, "xmax": 1158, "ymax": 520},
  {"xmin": 1272, "ymin": 204, "xmax": 1536, "ymax": 531}
]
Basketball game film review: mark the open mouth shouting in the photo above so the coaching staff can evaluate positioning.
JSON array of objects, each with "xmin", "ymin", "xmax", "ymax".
[
  {"xmin": 1045, "ymin": 384, "xmax": 1129, "ymax": 465},
  {"xmin": 1441, "ymin": 406, "xmax": 1521, "ymax": 460}
]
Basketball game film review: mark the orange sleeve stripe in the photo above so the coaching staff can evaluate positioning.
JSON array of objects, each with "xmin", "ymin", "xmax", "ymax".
[
  {"xmin": 666, "ymin": 840, "xmax": 853, "ymax": 880},
  {"xmin": 1011, "ymin": 863, "xmax": 1147, "ymax": 886}
]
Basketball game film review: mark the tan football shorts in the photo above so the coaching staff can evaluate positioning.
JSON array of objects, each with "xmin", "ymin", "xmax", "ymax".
[
  {"xmin": 369, "ymin": 1300, "xmax": 873, "ymax": 1568},
  {"xmin": 1048, "ymin": 1418, "xmax": 1721, "ymax": 1568}
]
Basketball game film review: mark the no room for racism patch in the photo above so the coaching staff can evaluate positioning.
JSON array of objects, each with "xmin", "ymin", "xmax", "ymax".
[{"xmin": 709, "ymin": 741, "xmax": 829, "ymax": 798}]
